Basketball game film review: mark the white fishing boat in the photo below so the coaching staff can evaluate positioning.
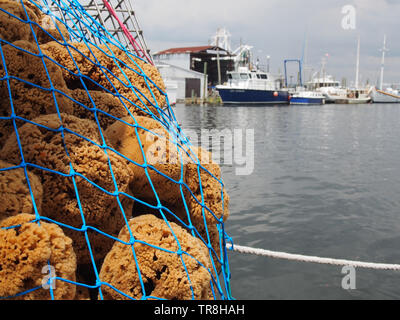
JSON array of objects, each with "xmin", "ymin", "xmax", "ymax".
[
  {"xmin": 345, "ymin": 88, "xmax": 372, "ymax": 104},
  {"xmin": 306, "ymin": 75, "xmax": 347, "ymax": 103},
  {"xmin": 216, "ymin": 66, "xmax": 290, "ymax": 104},
  {"xmin": 216, "ymin": 45, "xmax": 289, "ymax": 104},
  {"xmin": 345, "ymin": 36, "xmax": 372, "ymax": 104},
  {"xmin": 370, "ymin": 35, "xmax": 400, "ymax": 103},
  {"xmin": 306, "ymin": 38, "xmax": 371, "ymax": 104}
]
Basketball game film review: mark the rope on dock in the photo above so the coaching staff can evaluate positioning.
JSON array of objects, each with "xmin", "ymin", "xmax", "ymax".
[{"xmin": 227, "ymin": 244, "xmax": 400, "ymax": 270}]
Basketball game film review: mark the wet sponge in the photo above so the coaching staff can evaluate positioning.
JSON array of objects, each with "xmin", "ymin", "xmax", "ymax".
[
  {"xmin": 99, "ymin": 214, "xmax": 213, "ymax": 300},
  {"xmin": 40, "ymin": 41, "xmax": 166, "ymax": 117},
  {"xmin": 0, "ymin": 40, "xmax": 73, "ymax": 149},
  {"xmin": 0, "ymin": 0, "xmax": 40, "ymax": 44},
  {"xmin": 70, "ymin": 89, "xmax": 130, "ymax": 131},
  {"xmin": 0, "ymin": 113, "xmax": 134, "ymax": 263},
  {"xmin": 0, "ymin": 214, "xmax": 77, "ymax": 300},
  {"xmin": 0, "ymin": 160, "xmax": 43, "ymax": 222},
  {"xmin": 182, "ymin": 146, "xmax": 230, "ymax": 225},
  {"xmin": 105, "ymin": 115, "xmax": 184, "ymax": 207}
]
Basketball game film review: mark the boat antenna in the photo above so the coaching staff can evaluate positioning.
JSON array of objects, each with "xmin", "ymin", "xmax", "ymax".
[{"xmin": 379, "ymin": 34, "xmax": 389, "ymax": 90}]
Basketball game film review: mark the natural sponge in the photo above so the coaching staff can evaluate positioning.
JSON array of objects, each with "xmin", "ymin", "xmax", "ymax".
[
  {"xmin": 0, "ymin": 40, "xmax": 73, "ymax": 148},
  {"xmin": 0, "ymin": 0, "xmax": 40, "ymax": 44},
  {"xmin": 0, "ymin": 0, "xmax": 69, "ymax": 45},
  {"xmin": 0, "ymin": 213, "xmax": 77, "ymax": 300},
  {"xmin": 0, "ymin": 113, "xmax": 134, "ymax": 263},
  {"xmin": 105, "ymin": 115, "xmax": 185, "ymax": 207},
  {"xmin": 99, "ymin": 214, "xmax": 213, "ymax": 300},
  {"xmin": 71, "ymin": 89, "xmax": 130, "ymax": 131},
  {"xmin": 183, "ymin": 146, "xmax": 230, "ymax": 226},
  {"xmin": 0, "ymin": 160, "xmax": 43, "ymax": 222},
  {"xmin": 40, "ymin": 41, "xmax": 166, "ymax": 117},
  {"xmin": 36, "ymin": 14, "xmax": 70, "ymax": 44},
  {"xmin": 178, "ymin": 147, "xmax": 229, "ymax": 271}
]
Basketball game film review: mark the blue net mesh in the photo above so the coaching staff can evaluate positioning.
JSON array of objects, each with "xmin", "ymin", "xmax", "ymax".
[{"xmin": 0, "ymin": 0, "xmax": 233, "ymax": 300}]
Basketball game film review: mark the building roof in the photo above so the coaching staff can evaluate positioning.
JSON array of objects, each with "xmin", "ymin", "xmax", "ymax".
[{"xmin": 154, "ymin": 45, "xmax": 230, "ymax": 56}]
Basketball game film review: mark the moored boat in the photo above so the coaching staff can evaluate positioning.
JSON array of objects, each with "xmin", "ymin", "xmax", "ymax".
[
  {"xmin": 290, "ymin": 90, "xmax": 325, "ymax": 105},
  {"xmin": 370, "ymin": 35, "xmax": 400, "ymax": 103},
  {"xmin": 370, "ymin": 87, "xmax": 400, "ymax": 103},
  {"xmin": 216, "ymin": 67, "xmax": 290, "ymax": 104},
  {"xmin": 345, "ymin": 88, "xmax": 372, "ymax": 104}
]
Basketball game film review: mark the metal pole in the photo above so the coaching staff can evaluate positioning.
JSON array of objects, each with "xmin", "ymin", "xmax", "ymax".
[
  {"xmin": 379, "ymin": 35, "xmax": 388, "ymax": 91},
  {"xmin": 355, "ymin": 35, "xmax": 360, "ymax": 89},
  {"xmin": 216, "ymin": 38, "xmax": 221, "ymax": 85},
  {"xmin": 203, "ymin": 61, "xmax": 208, "ymax": 103}
]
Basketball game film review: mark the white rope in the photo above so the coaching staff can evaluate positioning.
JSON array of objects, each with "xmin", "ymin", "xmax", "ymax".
[{"xmin": 227, "ymin": 244, "xmax": 400, "ymax": 271}]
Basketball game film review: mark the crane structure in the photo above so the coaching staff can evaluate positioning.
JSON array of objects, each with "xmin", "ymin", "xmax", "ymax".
[{"xmin": 49, "ymin": 0, "xmax": 153, "ymax": 63}]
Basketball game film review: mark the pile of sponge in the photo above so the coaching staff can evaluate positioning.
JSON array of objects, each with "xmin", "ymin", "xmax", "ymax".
[{"xmin": 0, "ymin": 0, "xmax": 230, "ymax": 300}]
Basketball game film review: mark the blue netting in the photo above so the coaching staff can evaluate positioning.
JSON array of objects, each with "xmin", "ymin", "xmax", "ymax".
[{"xmin": 0, "ymin": 0, "xmax": 233, "ymax": 300}]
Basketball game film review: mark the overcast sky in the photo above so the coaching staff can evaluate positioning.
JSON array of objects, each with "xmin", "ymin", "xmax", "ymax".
[{"xmin": 135, "ymin": 0, "xmax": 400, "ymax": 86}]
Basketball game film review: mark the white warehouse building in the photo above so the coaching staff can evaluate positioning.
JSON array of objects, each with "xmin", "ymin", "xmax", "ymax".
[
  {"xmin": 156, "ymin": 62, "xmax": 207, "ymax": 105},
  {"xmin": 153, "ymin": 45, "xmax": 233, "ymax": 104}
]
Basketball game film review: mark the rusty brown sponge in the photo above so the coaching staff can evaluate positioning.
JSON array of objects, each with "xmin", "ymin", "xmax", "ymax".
[
  {"xmin": 0, "ymin": 40, "xmax": 73, "ymax": 149},
  {"xmin": 105, "ymin": 115, "xmax": 185, "ymax": 208},
  {"xmin": 182, "ymin": 146, "xmax": 230, "ymax": 226},
  {"xmin": 40, "ymin": 41, "xmax": 166, "ymax": 117},
  {"xmin": 0, "ymin": 213, "xmax": 77, "ymax": 300},
  {"xmin": 0, "ymin": 113, "xmax": 134, "ymax": 264},
  {"xmin": 0, "ymin": 0, "xmax": 69, "ymax": 45},
  {"xmin": 99, "ymin": 214, "xmax": 213, "ymax": 300},
  {"xmin": 105, "ymin": 120, "xmax": 229, "ymax": 269},
  {"xmin": 70, "ymin": 89, "xmax": 131, "ymax": 131},
  {"xmin": 177, "ymin": 147, "xmax": 230, "ymax": 271},
  {"xmin": 0, "ymin": 160, "xmax": 43, "ymax": 222},
  {"xmin": 0, "ymin": 0, "xmax": 40, "ymax": 44}
]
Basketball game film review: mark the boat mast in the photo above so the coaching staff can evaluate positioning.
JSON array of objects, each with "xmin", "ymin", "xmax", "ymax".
[
  {"xmin": 379, "ymin": 35, "xmax": 388, "ymax": 90},
  {"xmin": 355, "ymin": 35, "xmax": 360, "ymax": 89},
  {"xmin": 321, "ymin": 57, "xmax": 326, "ymax": 83},
  {"xmin": 301, "ymin": 31, "xmax": 308, "ymax": 86}
]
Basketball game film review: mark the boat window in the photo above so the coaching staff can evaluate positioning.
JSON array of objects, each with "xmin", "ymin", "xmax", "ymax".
[
  {"xmin": 256, "ymin": 74, "xmax": 261, "ymax": 79},
  {"xmin": 260, "ymin": 74, "xmax": 268, "ymax": 79},
  {"xmin": 240, "ymin": 73, "xmax": 250, "ymax": 79},
  {"xmin": 230, "ymin": 73, "xmax": 240, "ymax": 80}
]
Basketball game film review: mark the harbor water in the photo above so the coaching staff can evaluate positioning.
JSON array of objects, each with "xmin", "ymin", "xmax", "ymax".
[{"xmin": 173, "ymin": 103, "xmax": 400, "ymax": 300}]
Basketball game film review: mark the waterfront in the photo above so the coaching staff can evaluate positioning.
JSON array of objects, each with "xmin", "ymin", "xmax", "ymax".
[{"xmin": 173, "ymin": 103, "xmax": 400, "ymax": 300}]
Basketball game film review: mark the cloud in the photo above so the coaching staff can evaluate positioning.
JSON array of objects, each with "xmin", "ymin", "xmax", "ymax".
[{"xmin": 135, "ymin": 0, "xmax": 400, "ymax": 83}]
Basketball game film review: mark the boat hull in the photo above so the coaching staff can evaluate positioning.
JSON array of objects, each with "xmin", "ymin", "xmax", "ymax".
[
  {"xmin": 290, "ymin": 97, "xmax": 325, "ymax": 105},
  {"xmin": 371, "ymin": 88, "xmax": 400, "ymax": 103},
  {"xmin": 217, "ymin": 88, "xmax": 289, "ymax": 105}
]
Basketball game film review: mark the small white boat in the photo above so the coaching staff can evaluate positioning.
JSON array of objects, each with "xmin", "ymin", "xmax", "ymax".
[
  {"xmin": 290, "ymin": 89, "xmax": 325, "ymax": 105},
  {"xmin": 370, "ymin": 35, "xmax": 400, "ymax": 103},
  {"xmin": 343, "ymin": 37, "xmax": 371, "ymax": 104},
  {"xmin": 344, "ymin": 88, "xmax": 372, "ymax": 104},
  {"xmin": 306, "ymin": 75, "xmax": 348, "ymax": 103},
  {"xmin": 370, "ymin": 87, "xmax": 400, "ymax": 103}
]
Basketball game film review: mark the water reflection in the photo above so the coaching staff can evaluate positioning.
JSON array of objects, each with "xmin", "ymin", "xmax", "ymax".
[{"xmin": 172, "ymin": 103, "xmax": 400, "ymax": 300}]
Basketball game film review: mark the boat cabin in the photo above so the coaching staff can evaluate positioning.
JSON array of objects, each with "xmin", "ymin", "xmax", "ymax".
[{"xmin": 223, "ymin": 67, "xmax": 284, "ymax": 90}]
